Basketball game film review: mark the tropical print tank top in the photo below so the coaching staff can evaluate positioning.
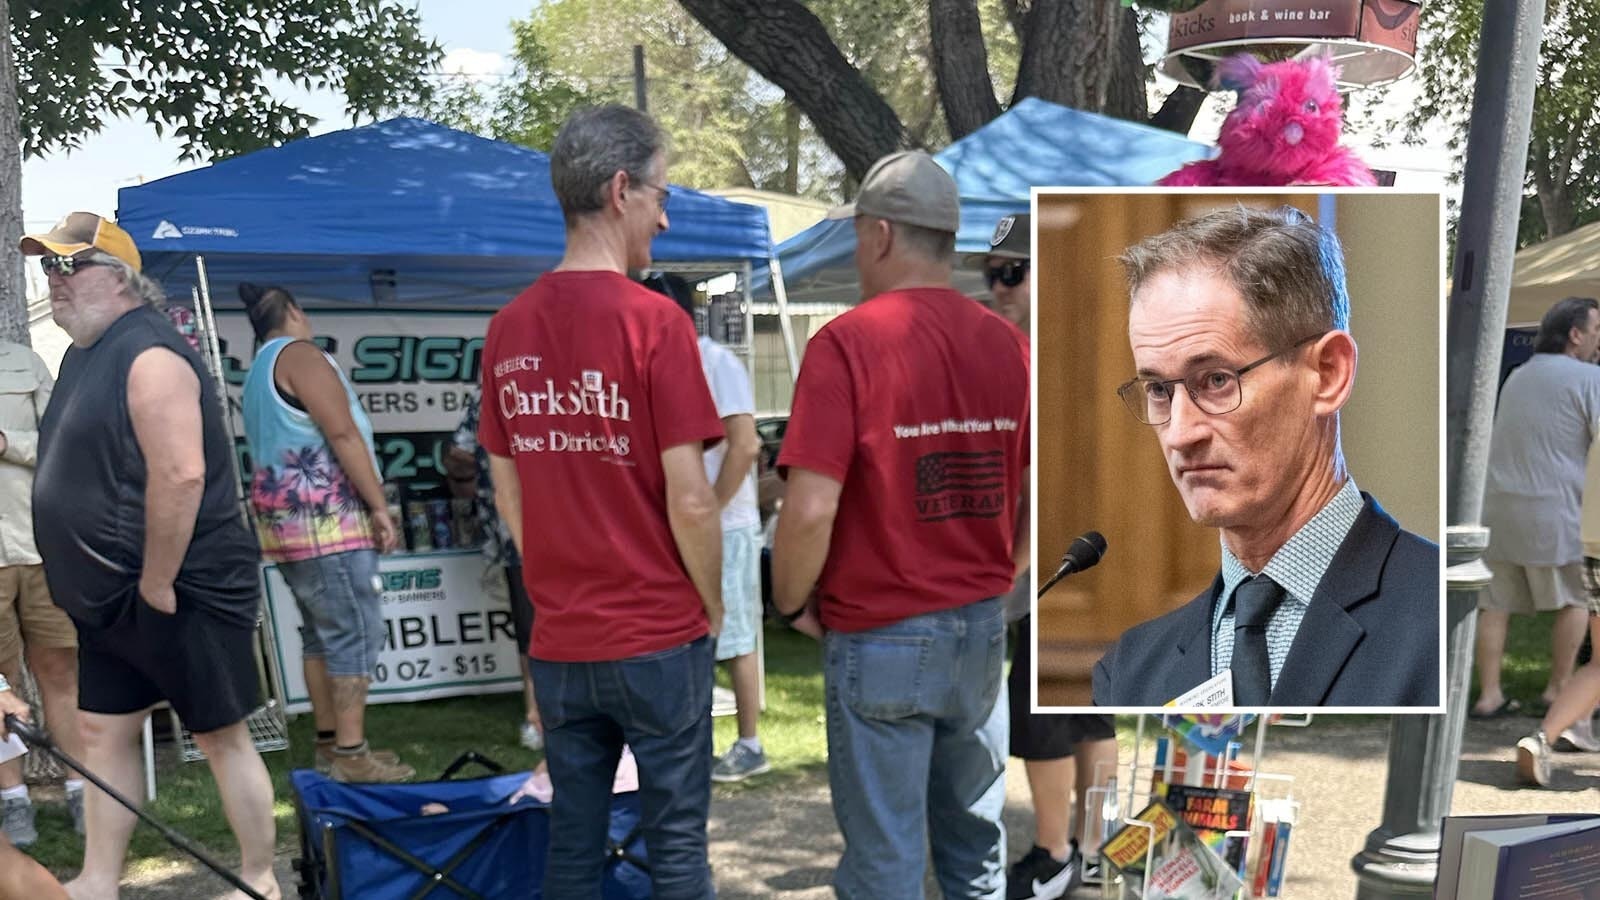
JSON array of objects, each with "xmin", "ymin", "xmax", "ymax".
[{"xmin": 242, "ymin": 337, "xmax": 379, "ymax": 562}]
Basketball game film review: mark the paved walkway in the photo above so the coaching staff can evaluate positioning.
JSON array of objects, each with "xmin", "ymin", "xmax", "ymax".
[{"xmin": 115, "ymin": 713, "xmax": 1599, "ymax": 898}]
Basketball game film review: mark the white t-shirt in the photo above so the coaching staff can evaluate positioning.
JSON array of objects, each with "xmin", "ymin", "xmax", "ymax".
[{"xmin": 698, "ymin": 336, "xmax": 760, "ymax": 531}]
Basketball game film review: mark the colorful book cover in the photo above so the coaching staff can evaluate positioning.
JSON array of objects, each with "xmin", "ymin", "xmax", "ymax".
[
  {"xmin": 1159, "ymin": 713, "xmax": 1257, "ymax": 757},
  {"xmin": 1266, "ymin": 819, "xmax": 1292, "ymax": 897},
  {"xmin": 1252, "ymin": 824, "xmax": 1276, "ymax": 897},
  {"xmin": 1102, "ymin": 800, "xmax": 1245, "ymax": 900},
  {"xmin": 1150, "ymin": 739, "xmax": 1253, "ymax": 793},
  {"xmin": 1157, "ymin": 783, "xmax": 1254, "ymax": 873}
]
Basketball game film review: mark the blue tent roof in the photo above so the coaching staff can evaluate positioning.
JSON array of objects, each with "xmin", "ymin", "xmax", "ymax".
[
  {"xmin": 770, "ymin": 98, "xmax": 1212, "ymax": 303},
  {"xmin": 116, "ymin": 117, "xmax": 773, "ymax": 307}
]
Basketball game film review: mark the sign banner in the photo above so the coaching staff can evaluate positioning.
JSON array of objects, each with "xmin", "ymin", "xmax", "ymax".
[
  {"xmin": 214, "ymin": 310, "xmax": 491, "ymax": 434},
  {"xmin": 214, "ymin": 310, "xmax": 492, "ymax": 487},
  {"xmin": 263, "ymin": 550, "xmax": 523, "ymax": 712},
  {"xmin": 1167, "ymin": 0, "xmax": 1418, "ymax": 53}
]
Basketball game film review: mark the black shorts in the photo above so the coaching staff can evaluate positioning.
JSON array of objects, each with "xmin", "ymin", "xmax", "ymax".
[
  {"xmin": 506, "ymin": 565, "xmax": 533, "ymax": 656},
  {"xmin": 1008, "ymin": 615, "xmax": 1116, "ymax": 759},
  {"xmin": 76, "ymin": 596, "xmax": 259, "ymax": 734}
]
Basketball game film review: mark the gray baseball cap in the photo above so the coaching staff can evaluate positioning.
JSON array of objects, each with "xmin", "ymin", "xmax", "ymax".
[
  {"xmin": 964, "ymin": 213, "xmax": 1030, "ymax": 268},
  {"xmin": 826, "ymin": 150, "xmax": 959, "ymax": 234}
]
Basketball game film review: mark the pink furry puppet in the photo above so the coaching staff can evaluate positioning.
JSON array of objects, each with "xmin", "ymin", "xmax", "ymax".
[{"xmin": 1157, "ymin": 53, "xmax": 1377, "ymax": 187}]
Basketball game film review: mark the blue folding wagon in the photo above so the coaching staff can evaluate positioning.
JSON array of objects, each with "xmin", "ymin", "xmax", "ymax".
[{"xmin": 291, "ymin": 754, "xmax": 650, "ymax": 899}]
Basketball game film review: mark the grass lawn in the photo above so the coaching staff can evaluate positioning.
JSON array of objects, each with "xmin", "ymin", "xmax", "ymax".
[
  {"xmin": 19, "ymin": 612, "xmax": 1570, "ymax": 880},
  {"xmin": 1481, "ymin": 609, "xmax": 1594, "ymax": 708},
  {"xmin": 21, "ymin": 623, "xmax": 831, "ymax": 880}
]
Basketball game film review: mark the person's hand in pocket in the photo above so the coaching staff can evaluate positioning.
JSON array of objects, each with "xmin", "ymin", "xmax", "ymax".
[{"xmin": 139, "ymin": 576, "xmax": 177, "ymax": 614}]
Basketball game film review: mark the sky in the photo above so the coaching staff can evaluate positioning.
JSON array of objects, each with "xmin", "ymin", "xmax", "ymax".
[
  {"xmin": 20, "ymin": 3, "xmax": 1453, "ymax": 295},
  {"xmin": 19, "ymin": 0, "xmax": 530, "ymax": 231}
]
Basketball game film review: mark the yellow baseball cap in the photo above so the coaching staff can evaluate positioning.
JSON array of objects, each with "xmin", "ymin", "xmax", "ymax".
[{"xmin": 21, "ymin": 212, "xmax": 142, "ymax": 273}]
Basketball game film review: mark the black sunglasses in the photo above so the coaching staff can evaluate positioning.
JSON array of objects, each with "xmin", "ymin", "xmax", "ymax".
[
  {"xmin": 39, "ymin": 255, "xmax": 104, "ymax": 276},
  {"xmin": 985, "ymin": 259, "xmax": 1028, "ymax": 289}
]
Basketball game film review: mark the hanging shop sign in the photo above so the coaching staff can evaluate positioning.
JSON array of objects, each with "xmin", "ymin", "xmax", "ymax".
[{"xmin": 1160, "ymin": 0, "xmax": 1420, "ymax": 90}]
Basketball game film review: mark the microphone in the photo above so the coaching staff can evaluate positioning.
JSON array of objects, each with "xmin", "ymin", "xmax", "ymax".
[{"xmin": 1036, "ymin": 531, "xmax": 1107, "ymax": 599}]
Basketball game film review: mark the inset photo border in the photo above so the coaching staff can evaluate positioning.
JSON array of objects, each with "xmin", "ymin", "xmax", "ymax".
[{"xmin": 1030, "ymin": 188, "xmax": 1445, "ymax": 716}]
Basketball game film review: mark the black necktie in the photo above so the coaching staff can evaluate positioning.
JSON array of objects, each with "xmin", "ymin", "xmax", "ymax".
[{"xmin": 1231, "ymin": 575, "xmax": 1285, "ymax": 706}]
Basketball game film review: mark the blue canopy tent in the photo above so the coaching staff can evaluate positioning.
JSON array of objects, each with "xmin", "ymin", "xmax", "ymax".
[
  {"xmin": 763, "ymin": 98, "xmax": 1213, "ymax": 308},
  {"xmin": 115, "ymin": 117, "xmax": 775, "ymax": 307}
]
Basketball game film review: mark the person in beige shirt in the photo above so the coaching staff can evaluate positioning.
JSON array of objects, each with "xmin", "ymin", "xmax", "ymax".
[{"xmin": 0, "ymin": 340, "xmax": 84, "ymax": 846}]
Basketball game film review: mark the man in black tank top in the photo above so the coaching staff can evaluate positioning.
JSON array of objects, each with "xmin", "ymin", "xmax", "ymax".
[{"xmin": 23, "ymin": 214, "xmax": 280, "ymax": 900}]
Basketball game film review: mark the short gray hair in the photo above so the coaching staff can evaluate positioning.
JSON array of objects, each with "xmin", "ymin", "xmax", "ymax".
[
  {"xmin": 550, "ymin": 105, "xmax": 665, "ymax": 224},
  {"xmin": 83, "ymin": 249, "xmax": 166, "ymax": 308},
  {"xmin": 1120, "ymin": 205, "xmax": 1350, "ymax": 353},
  {"xmin": 892, "ymin": 221, "xmax": 956, "ymax": 263}
]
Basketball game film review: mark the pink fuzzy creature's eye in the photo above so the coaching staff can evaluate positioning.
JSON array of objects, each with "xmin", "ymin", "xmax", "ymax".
[{"xmin": 1304, "ymin": 100, "xmax": 1319, "ymax": 113}]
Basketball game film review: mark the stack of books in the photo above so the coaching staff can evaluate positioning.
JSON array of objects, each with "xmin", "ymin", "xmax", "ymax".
[{"xmin": 1436, "ymin": 814, "xmax": 1600, "ymax": 900}]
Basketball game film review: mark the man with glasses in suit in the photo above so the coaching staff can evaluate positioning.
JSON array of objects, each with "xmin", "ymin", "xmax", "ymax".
[{"xmin": 1091, "ymin": 205, "xmax": 1439, "ymax": 708}]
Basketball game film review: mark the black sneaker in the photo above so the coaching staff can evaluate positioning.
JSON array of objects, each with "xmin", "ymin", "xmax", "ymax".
[{"xmin": 1007, "ymin": 844, "xmax": 1081, "ymax": 900}]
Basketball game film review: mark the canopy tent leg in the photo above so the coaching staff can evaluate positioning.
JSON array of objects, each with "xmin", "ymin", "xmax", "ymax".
[{"xmin": 767, "ymin": 255, "xmax": 800, "ymax": 381}]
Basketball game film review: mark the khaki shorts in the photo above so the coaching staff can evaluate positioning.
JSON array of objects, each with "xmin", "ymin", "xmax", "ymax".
[
  {"xmin": 0, "ymin": 564, "xmax": 76, "ymax": 663},
  {"xmin": 1481, "ymin": 561, "xmax": 1588, "ymax": 614}
]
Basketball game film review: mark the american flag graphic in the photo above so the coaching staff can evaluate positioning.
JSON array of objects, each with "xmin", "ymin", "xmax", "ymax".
[{"xmin": 916, "ymin": 451, "xmax": 1005, "ymax": 495}]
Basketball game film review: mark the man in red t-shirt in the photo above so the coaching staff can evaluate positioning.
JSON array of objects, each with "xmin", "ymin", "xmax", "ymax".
[
  {"xmin": 478, "ymin": 105, "xmax": 725, "ymax": 900},
  {"xmin": 773, "ymin": 151, "xmax": 1031, "ymax": 900}
]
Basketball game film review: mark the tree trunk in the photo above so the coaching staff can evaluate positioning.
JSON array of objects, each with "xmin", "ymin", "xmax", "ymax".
[
  {"xmin": 677, "ymin": 0, "xmax": 905, "ymax": 181},
  {"xmin": 930, "ymin": 0, "xmax": 1001, "ymax": 140},
  {"xmin": 1149, "ymin": 85, "xmax": 1206, "ymax": 135},
  {"xmin": 1105, "ymin": 7, "xmax": 1148, "ymax": 122},
  {"xmin": 784, "ymin": 98, "xmax": 800, "ymax": 194},
  {"xmin": 0, "ymin": 0, "xmax": 30, "ymax": 347},
  {"xmin": 1532, "ymin": 137, "xmax": 1576, "ymax": 239},
  {"xmin": 1012, "ymin": 0, "xmax": 1120, "ymax": 113}
]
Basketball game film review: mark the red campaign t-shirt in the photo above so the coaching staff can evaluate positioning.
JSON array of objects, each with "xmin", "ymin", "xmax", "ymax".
[
  {"xmin": 778, "ymin": 287, "xmax": 1030, "ymax": 633},
  {"xmin": 479, "ymin": 270, "xmax": 725, "ymax": 662}
]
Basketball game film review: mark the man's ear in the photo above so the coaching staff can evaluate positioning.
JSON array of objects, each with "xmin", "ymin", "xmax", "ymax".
[
  {"xmin": 603, "ymin": 169, "xmax": 629, "ymax": 215},
  {"xmin": 872, "ymin": 219, "xmax": 895, "ymax": 264},
  {"xmin": 1309, "ymin": 329, "xmax": 1357, "ymax": 417}
]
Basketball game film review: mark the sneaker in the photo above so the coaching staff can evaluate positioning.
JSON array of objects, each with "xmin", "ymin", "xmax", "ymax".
[
  {"xmin": 1, "ymin": 796, "xmax": 37, "ymax": 848},
  {"xmin": 1516, "ymin": 731, "xmax": 1552, "ymax": 787},
  {"xmin": 1553, "ymin": 718, "xmax": 1600, "ymax": 753},
  {"xmin": 520, "ymin": 722, "xmax": 544, "ymax": 751},
  {"xmin": 329, "ymin": 746, "xmax": 416, "ymax": 783},
  {"xmin": 66, "ymin": 788, "xmax": 84, "ymax": 835},
  {"xmin": 710, "ymin": 743, "xmax": 771, "ymax": 783},
  {"xmin": 1007, "ymin": 844, "xmax": 1080, "ymax": 900},
  {"xmin": 315, "ymin": 741, "xmax": 402, "ymax": 776}
]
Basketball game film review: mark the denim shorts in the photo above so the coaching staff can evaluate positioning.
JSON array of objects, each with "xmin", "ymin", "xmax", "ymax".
[
  {"xmin": 277, "ymin": 549, "xmax": 386, "ymax": 678},
  {"xmin": 714, "ymin": 524, "xmax": 763, "ymax": 662}
]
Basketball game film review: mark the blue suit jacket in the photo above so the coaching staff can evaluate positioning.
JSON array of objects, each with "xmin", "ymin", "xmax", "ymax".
[{"xmin": 1091, "ymin": 494, "xmax": 1440, "ymax": 708}]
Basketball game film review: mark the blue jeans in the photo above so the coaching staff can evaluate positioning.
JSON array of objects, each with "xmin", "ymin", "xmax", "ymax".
[
  {"xmin": 824, "ymin": 598, "xmax": 1008, "ymax": 900},
  {"xmin": 530, "ymin": 636, "xmax": 716, "ymax": 899},
  {"xmin": 277, "ymin": 549, "xmax": 384, "ymax": 678}
]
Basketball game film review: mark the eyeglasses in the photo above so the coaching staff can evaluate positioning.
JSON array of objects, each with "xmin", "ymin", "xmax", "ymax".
[
  {"xmin": 1116, "ymin": 332, "xmax": 1324, "ymax": 426},
  {"xmin": 39, "ymin": 255, "xmax": 103, "ymax": 277},
  {"xmin": 985, "ymin": 259, "xmax": 1028, "ymax": 289},
  {"xmin": 636, "ymin": 181, "xmax": 671, "ymax": 213}
]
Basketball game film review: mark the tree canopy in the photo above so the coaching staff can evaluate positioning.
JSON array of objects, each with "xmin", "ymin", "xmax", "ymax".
[
  {"xmin": 1398, "ymin": 0, "xmax": 1600, "ymax": 246},
  {"xmin": 2, "ymin": 0, "xmax": 443, "ymax": 343}
]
